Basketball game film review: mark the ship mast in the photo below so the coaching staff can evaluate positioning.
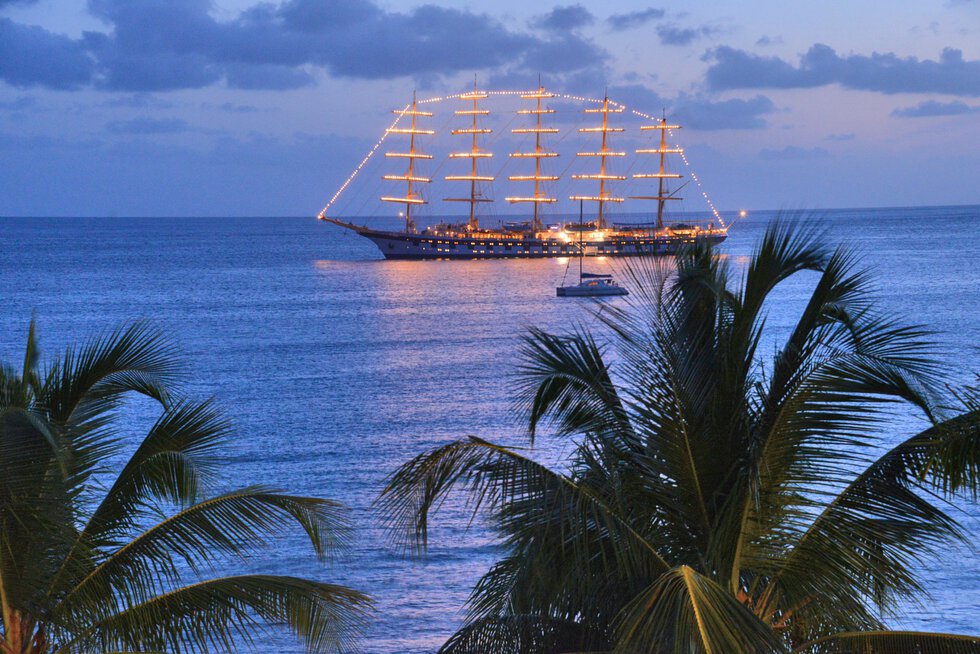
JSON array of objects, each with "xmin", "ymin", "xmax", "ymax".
[
  {"xmin": 381, "ymin": 92, "xmax": 433, "ymax": 233},
  {"xmin": 631, "ymin": 116, "xmax": 684, "ymax": 230},
  {"xmin": 506, "ymin": 84, "xmax": 559, "ymax": 231},
  {"xmin": 570, "ymin": 95, "xmax": 625, "ymax": 229},
  {"xmin": 444, "ymin": 80, "xmax": 494, "ymax": 231}
]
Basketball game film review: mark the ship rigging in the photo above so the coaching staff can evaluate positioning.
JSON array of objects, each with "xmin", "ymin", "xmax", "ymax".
[{"xmin": 319, "ymin": 86, "xmax": 729, "ymax": 260}]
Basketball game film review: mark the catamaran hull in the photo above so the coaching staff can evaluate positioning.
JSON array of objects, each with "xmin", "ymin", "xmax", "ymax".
[
  {"xmin": 557, "ymin": 286, "xmax": 629, "ymax": 297},
  {"xmin": 355, "ymin": 228, "xmax": 727, "ymax": 260}
]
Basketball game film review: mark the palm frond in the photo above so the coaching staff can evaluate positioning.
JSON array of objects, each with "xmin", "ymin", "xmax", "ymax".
[
  {"xmin": 616, "ymin": 565, "xmax": 789, "ymax": 654},
  {"xmin": 439, "ymin": 615, "xmax": 604, "ymax": 654},
  {"xmin": 61, "ymin": 575, "xmax": 371, "ymax": 654},
  {"xmin": 756, "ymin": 410, "xmax": 979, "ymax": 627},
  {"xmin": 737, "ymin": 218, "xmax": 830, "ymax": 327},
  {"xmin": 22, "ymin": 318, "xmax": 42, "ymax": 397},
  {"xmin": 60, "ymin": 488, "xmax": 350, "ymax": 617},
  {"xmin": 517, "ymin": 327, "xmax": 632, "ymax": 442},
  {"xmin": 896, "ymin": 408, "xmax": 980, "ymax": 499},
  {"xmin": 82, "ymin": 399, "xmax": 232, "ymax": 542},
  {"xmin": 40, "ymin": 321, "xmax": 178, "ymax": 429},
  {"xmin": 380, "ymin": 435, "xmax": 667, "ymax": 565},
  {"xmin": 795, "ymin": 631, "xmax": 980, "ymax": 653}
]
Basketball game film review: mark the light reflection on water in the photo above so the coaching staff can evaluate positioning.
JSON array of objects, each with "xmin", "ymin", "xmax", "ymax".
[{"xmin": 0, "ymin": 207, "xmax": 977, "ymax": 651}]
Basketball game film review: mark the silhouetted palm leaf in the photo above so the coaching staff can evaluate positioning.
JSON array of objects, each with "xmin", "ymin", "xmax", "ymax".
[{"xmin": 0, "ymin": 320, "xmax": 369, "ymax": 652}]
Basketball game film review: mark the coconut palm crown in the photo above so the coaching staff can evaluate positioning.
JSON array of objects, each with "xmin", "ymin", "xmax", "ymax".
[
  {"xmin": 0, "ymin": 321, "xmax": 370, "ymax": 653},
  {"xmin": 380, "ymin": 222, "xmax": 980, "ymax": 653}
]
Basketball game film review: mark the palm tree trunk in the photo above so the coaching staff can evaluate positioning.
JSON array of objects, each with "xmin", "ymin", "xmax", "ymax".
[
  {"xmin": 1, "ymin": 607, "xmax": 44, "ymax": 654},
  {"xmin": 1, "ymin": 608, "xmax": 26, "ymax": 654}
]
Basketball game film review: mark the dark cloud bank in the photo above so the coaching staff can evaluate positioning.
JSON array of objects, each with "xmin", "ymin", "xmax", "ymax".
[
  {"xmin": 1, "ymin": 0, "xmax": 604, "ymax": 91},
  {"xmin": 4, "ymin": 0, "xmax": 975, "ymax": 133},
  {"xmin": 607, "ymin": 7, "xmax": 665, "ymax": 31},
  {"xmin": 705, "ymin": 44, "xmax": 980, "ymax": 96},
  {"xmin": 891, "ymin": 99, "xmax": 980, "ymax": 117},
  {"xmin": 532, "ymin": 4, "xmax": 594, "ymax": 32}
]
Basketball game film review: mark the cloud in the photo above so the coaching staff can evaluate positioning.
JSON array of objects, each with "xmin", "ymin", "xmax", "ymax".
[
  {"xmin": 216, "ymin": 102, "xmax": 259, "ymax": 113},
  {"xmin": 759, "ymin": 146, "xmax": 829, "ymax": 160},
  {"xmin": 0, "ymin": 18, "xmax": 96, "ymax": 89},
  {"xmin": 891, "ymin": 99, "xmax": 980, "ymax": 117},
  {"xmin": 521, "ymin": 33, "xmax": 607, "ymax": 73},
  {"xmin": 224, "ymin": 64, "xmax": 314, "ymax": 90},
  {"xmin": 0, "ymin": 95, "xmax": 36, "ymax": 110},
  {"xmin": 103, "ymin": 93, "xmax": 174, "ymax": 108},
  {"xmin": 532, "ymin": 5, "xmax": 594, "ymax": 31},
  {"xmin": 657, "ymin": 24, "xmax": 719, "ymax": 46},
  {"xmin": 825, "ymin": 132, "xmax": 856, "ymax": 141},
  {"xmin": 0, "ymin": 0, "xmax": 606, "ymax": 91},
  {"xmin": 673, "ymin": 95, "xmax": 776, "ymax": 130},
  {"xmin": 607, "ymin": 84, "xmax": 666, "ymax": 112},
  {"xmin": 606, "ymin": 84, "xmax": 776, "ymax": 130},
  {"xmin": 607, "ymin": 7, "xmax": 665, "ymax": 31},
  {"xmin": 755, "ymin": 35, "xmax": 782, "ymax": 47},
  {"xmin": 705, "ymin": 44, "xmax": 980, "ymax": 96},
  {"xmin": 106, "ymin": 117, "xmax": 189, "ymax": 134}
]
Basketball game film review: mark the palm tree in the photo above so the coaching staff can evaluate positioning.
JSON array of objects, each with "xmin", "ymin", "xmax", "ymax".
[
  {"xmin": 0, "ymin": 321, "xmax": 370, "ymax": 653},
  {"xmin": 380, "ymin": 222, "xmax": 980, "ymax": 653}
]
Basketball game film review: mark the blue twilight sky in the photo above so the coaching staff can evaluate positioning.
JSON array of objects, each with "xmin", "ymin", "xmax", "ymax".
[{"xmin": 1, "ymin": 0, "xmax": 978, "ymax": 216}]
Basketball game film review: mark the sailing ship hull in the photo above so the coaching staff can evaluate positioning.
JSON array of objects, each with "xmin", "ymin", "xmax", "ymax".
[{"xmin": 353, "ymin": 226, "xmax": 726, "ymax": 260}]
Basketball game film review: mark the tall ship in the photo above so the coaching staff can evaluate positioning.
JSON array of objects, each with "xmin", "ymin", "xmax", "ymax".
[{"xmin": 318, "ymin": 85, "xmax": 729, "ymax": 260}]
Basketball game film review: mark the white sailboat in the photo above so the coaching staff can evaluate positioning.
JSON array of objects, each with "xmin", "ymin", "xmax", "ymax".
[{"xmin": 557, "ymin": 200, "xmax": 629, "ymax": 297}]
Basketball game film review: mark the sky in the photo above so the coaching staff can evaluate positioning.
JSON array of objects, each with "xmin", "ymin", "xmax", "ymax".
[{"xmin": 1, "ymin": 0, "xmax": 978, "ymax": 216}]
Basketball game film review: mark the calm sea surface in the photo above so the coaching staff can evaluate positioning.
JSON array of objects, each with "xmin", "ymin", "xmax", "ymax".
[{"xmin": 1, "ymin": 207, "xmax": 978, "ymax": 651}]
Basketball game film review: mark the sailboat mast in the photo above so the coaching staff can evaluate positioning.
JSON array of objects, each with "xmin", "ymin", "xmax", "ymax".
[
  {"xmin": 631, "ymin": 116, "xmax": 683, "ymax": 231},
  {"xmin": 507, "ymin": 85, "xmax": 559, "ymax": 230},
  {"xmin": 571, "ymin": 96, "xmax": 625, "ymax": 230},
  {"xmin": 445, "ymin": 80, "xmax": 494, "ymax": 231},
  {"xmin": 579, "ymin": 199, "xmax": 584, "ymax": 280},
  {"xmin": 533, "ymin": 93, "xmax": 544, "ymax": 228},
  {"xmin": 381, "ymin": 91, "xmax": 433, "ymax": 234},
  {"xmin": 407, "ymin": 109, "xmax": 417, "ymax": 230},
  {"xmin": 598, "ymin": 98, "xmax": 610, "ymax": 226},
  {"xmin": 469, "ymin": 92, "xmax": 478, "ymax": 227},
  {"xmin": 657, "ymin": 118, "xmax": 667, "ymax": 229}
]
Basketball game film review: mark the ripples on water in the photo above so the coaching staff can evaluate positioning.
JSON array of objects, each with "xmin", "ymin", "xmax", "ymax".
[{"xmin": 1, "ymin": 207, "xmax": 978, "ymax": 651}]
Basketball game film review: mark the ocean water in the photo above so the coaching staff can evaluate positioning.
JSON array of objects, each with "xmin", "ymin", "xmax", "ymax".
[{"xmin": 1, "ymin": 206, "xmax": 978, "ymax": 651}]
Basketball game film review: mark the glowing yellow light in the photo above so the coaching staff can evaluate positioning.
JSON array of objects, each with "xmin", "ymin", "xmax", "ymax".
[
  {"xmin": 449, "ymin": 152, "xmax": 493, "ymax": 158},
  {"xmin": 511, "ymin": 128, "xmax": 560, "ymax": 134},
  {"xmin": 569, "ymin": 195, "xmax": 625, "ymax": 202},
  {"xmin": 381, "ymin": 196, "xmax": 426, "ymax": 205},
  {"xmin": 383, "ymin": 174, "xmax": 432, "ymax": 182},
  {"xmin": 386, "ymin": 128, "xmax": 436, "ymax": 135},
  {"xmin": 510, "ymin": 152, "xmax": 559, "ymax": 158}
]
